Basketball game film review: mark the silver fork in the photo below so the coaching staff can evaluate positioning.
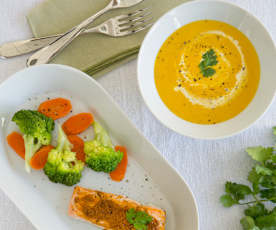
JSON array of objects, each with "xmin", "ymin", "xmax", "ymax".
[
  {"xmin": 26, "ymin": 0, "xmax": 145, "ymax": 67},
  {"xmin": 0, "ymin": 8, "xmax": 152, "ymax": 59},
  {"xmin": 87, "ymin": 9, "xmax": 153, "ymax": 37}
]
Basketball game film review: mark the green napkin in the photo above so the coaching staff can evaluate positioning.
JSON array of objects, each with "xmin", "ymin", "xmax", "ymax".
[{"xmin": 27, "ymin": 0, "xmax": 188, "ymax": 78}]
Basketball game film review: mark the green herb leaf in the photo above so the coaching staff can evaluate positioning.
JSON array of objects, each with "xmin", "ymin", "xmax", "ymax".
[
  {"xmin": 256, "ymin": 213, "xmax": 276, "ymax": 228},
  {"xmin": 221, "ymin": 126, "xmax": 276, "ymax": 230},
  {"xmin": 244, "ymin": 203, "xmax": 268, "ymax": 219},
  {"xmin": 135, "ymin": 211, "xmax": 153, "ymax": 224},
  {"xmin": 134, "ymin": 223, "xmax": 147, "ymax": 230},
  {"xmin": 248, "ymin": 167, "xmax": 261, "ymax": 194},
  {"xmin": 246, "ymin": 147, "xmax": 273, "ymax": 163},
  {"xmin": 261, "ymin": 227, "xmax": 276, "ymax": 230},
  {"xmin": 271, "ymin": 155, "xmax": 276, "ymax": 164},
  {"xmin": 126, "ymin": 209, "xmax": 152, "ymax": 230},
  {"xmin": 126, "ymin": 208, "xmax": 136, "ymax": 224},
  {"xmin": 270, "ymin": 207, "xmax": 276, "ymax": 215},
  {"xmin": 202, "ymin": 49, "xmax": 218, "ymax": 66},
  {"xmin": 260, "ymin": 189, "xmax": 276, "ymax": 203},
  {"xmin": 248, "ymin": 167, "xmax": 260, "ymax": 183},
  {"xmin": 199, "ymin": 49, "xmax": 218, "ymax": 77},
  {"xmin": 240, "ymin": 216, "xmax": 260, "ymax": 230},
  {"xmin": 225, "ymin": 182, "xmax": 252, "ymax": 201},
  {"xmin": 264, "ymin": 162, "xmax": 276, "ymax": 171},
  {"xmin": 256, "ymin": 165, "xmax": 273, "ymax": 176},
  {"xmin": 203, "ymin": 68, "xmax": 216, "ymax": 77},
  {"xmin": 220, "ymin": 194, "xmax": 237, "ymax": 207},
  {"xmin": 259, "ymin": 175, "xmax": 276, "ymax": 189}
]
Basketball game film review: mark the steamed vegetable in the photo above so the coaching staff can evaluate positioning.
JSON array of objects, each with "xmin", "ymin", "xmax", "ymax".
[
  {"xmin": 6, "ymin": 132, "xmax": 25, "ymax": 159},
  {"xmin": 62, "ymin": 113, "xmax": 94, "ymax": 135},
  {"xmin": 38, "ymin": 98, "xmax": 72, "ymax": 120},
  {"xmin": 84, "ymin": 122, "xmax": 123, "ymax": 173},
  {"xmin": 30, "ymin": 145, "xmax": 54, "ymax": 170},
  {"xmin": 110, "ymin": 146, "xmax": 128, "ymax": 182},
  {"xmin": 220, "ymin": 127, "xmax": 276, "ymax": 230},
  {"xmin": 12, "ymin": 110, "xmax": 55, "ymax": 172},
  {"xmin": 44, "ymin": 126, "xmax": 84, "ymax": 186}
]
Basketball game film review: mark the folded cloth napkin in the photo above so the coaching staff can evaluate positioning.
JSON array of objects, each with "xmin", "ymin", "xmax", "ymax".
[{"xmin": 27, "ymin": 0, "xmax": 189, "ymax": 78}]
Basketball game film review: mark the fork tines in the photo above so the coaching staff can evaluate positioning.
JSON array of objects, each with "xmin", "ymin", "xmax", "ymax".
[{"xmin": 118, "ymin": 8, "xmax": 153, "ymax": 35}]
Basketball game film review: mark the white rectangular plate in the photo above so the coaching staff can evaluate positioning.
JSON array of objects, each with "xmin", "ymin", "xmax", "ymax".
[{"xmin": 0, "ymin": 64, "xmax": 198, "ymax": 230}]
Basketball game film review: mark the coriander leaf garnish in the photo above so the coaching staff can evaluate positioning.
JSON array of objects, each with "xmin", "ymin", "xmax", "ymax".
[
  {"xmin": 240, "ymin": 216, "xmax": 260, "ymax": 230},
  {"xmin": 260, "ymin": 189, "xmax": 276, "ymax": 203},
  {"xmin": 246, "ymin": 147, "xmax": 273, "ymax": 163},
  {"xmin": 225, "ymin": 182, "xmax": 252, "ymax": 202},
  {"xmin": 126, "ymin": 208, "xmax": 152, "ymax": 230},
  {"xmin": 271, "ymin": 155, "xmax": 276, "ymax": 163},
  {"xmin": 248, "ymin": 167, "xmax": 261, "ymax": 194},
  {"xmin": 259, "ymin": 175, "xmax": 276, "ymax": 189},
  {"xmin": 255, "ymin": 165, "xmax": 273, "ymax": 176},
  {"xmin": 220, "ymin": 194, "xmax": 237, "ymax": 207},
  {"xmin": 199, "ymin": 49, "xmax": 218, "ymax": 77},
  {"xmin": 202, "ymin": 68, "xmax": 216, "ymax": 77},
  {"xmin": 220, "ymin": 127, "xmax": 276, "ymax": 230},
  {"xmin": 244, "ymin": 203, "xmax": 268, "ymax": 219},
  {"xmin": 255, "ymin": 212, "xmax": 276, "ymax": 229}
]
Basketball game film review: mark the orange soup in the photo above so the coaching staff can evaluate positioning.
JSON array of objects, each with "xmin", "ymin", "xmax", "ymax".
[{"xmin": 154, "ymin": 20, "xmax": 260, "ymax": 124}]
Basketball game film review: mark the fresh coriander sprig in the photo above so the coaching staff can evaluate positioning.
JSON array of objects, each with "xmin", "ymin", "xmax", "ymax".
[
  {"xmin": 126, "ymin": 208, "xmax": 153, "ymax": 230},
  {"xmin": 199, "ymin": 49, "xmax": 218, "ymax": 77},
  {"xmin": 220, "ymin": 127, "xmax": 276, "ymax": 230}
]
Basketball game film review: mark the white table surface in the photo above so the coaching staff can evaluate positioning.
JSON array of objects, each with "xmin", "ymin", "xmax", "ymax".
[{"xmin": 0, "ymin": 0, "xmax": 275, "ymax": 229}]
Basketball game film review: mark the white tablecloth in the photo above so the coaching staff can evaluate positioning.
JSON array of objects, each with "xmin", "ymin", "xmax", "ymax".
[{"xmin": 0, "ymin": 0, "xmax": 275, "ymax": 229}]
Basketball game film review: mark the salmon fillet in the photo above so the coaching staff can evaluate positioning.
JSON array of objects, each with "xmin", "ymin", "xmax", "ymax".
[{"xmin": 68, "ymin": 186, "xmax": 166, "ymax": 230}]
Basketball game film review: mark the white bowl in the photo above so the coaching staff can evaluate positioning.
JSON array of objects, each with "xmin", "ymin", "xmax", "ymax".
[{"xmin": 137, "ymin": 0, "xmax": 276, "ymax": 139}]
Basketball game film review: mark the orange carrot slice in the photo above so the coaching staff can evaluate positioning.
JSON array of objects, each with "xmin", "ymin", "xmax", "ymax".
[
  {"xmin": 62, "ymin": 113, "xmax": 94, "ymax": 135},
  {"xmin": 110, "ymin": 146, "xmax": 128, "ymax": 182},
  {"xmin": 68, "ymin": 135, "xmax": 85, "ymax": 163},
  {"xmin": 30, "ymin": 145, "xmax": 54, "ymax": 170},
  {"xmin": 6, "ymin": 132, "xmax": 25, "ymax": 159},
  {"xmin": 38, "ymin": 98, "xmax": 72, "ymax": 120}
]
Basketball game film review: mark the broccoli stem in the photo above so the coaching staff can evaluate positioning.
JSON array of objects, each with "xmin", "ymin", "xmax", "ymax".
[
  {"xmin": 94, "ymin": 122, "xmax": 113, "ymax": 148},
  {"xmin": 23, "ymin": 135, "xmax": 41, "ymax": 173},
  {"xmin": 57, "ymin": 126, "xmax": 72, "ymax": 152}
]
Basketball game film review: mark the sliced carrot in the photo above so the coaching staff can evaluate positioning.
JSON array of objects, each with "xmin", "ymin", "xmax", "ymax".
[
  {"xmin": 6, "ymin": 132, "xmax": 25, "ymax": 159},
  {"xmin": 110, "ymin": 146, "xmax": 128, "ymax": 182},
  {"xmin": 68, "ymin": 135, "xmax": 85, "ymax": 163},
  {"xmin": 30, "ymin": 145, "xmax": 54, "ymax": 170},
  {"xmin": 62, "ymin": 113, "xmax": 94, "ymax": 135},
  {"xmin": 38, "ymin": 97, "xmax": 72, "ymax": 120}
]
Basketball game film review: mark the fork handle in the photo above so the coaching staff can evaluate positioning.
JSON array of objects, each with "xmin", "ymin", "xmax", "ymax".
[
  {"xmin": 0, "ymin": 26, "xmax": 107, "ymax": 59},
  {"xmin": 26, "ymin": 28, "xmax": 83, "ymax": 66},
  {"xmin": 0, "ymin": 35, "xmax": 62, "ymax": 58},
  {"xmin": 26, "ymin": 2, "xmax": 112, "ymax": 67},
  {"xmin": 0, "ymin": 22, "xmax": 108, "ymax": 59}
]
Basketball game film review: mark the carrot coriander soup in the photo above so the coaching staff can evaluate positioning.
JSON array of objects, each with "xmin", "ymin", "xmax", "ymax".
[{"xmin": 154, "ymin": 20, "xmax": 260, "ymax": 125}]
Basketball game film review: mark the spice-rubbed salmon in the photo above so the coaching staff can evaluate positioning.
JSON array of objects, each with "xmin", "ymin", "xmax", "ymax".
[{"xmin": 69, "ymin": 186, "xmax": 166, "ymax": 230}]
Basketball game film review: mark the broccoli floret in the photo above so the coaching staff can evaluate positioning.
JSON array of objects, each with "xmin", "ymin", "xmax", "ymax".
[
  {"xmin": 44, "ymin": 125, "xmax": 84, "ymax": 186},
  {"xmin": 84, "ymin": 140, "xmax": 123, "ymax": 172},
  {"xmin": 12, "ymin": 110, "xmax": 55, "ymax": 173},
  {"xmin": 84, "ymin": 122, "xmax": 123, "ymax": 173}
]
